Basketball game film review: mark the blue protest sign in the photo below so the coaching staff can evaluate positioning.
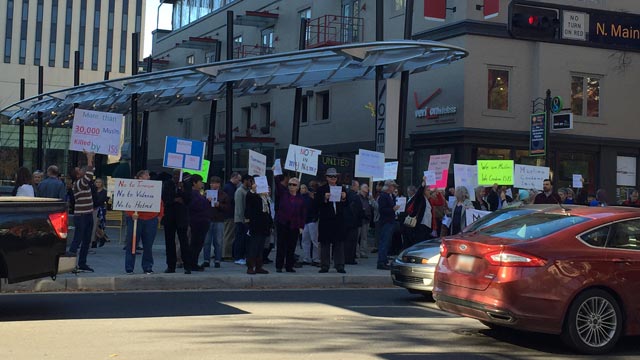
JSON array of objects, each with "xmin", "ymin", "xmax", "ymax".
[{"xmin": 163, "ymin": 136, "xmax": 206, "ymax": 171}]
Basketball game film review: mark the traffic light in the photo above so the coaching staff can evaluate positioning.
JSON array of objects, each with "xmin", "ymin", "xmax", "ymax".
[{"xmin": 508, "ymin": 2, "xmax": 559, "ymax": 41}]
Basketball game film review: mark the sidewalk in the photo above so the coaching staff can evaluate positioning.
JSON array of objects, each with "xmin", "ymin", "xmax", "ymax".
[{"xmin": 2, "ymin": 226, "xmax": 394, "ymax": 293}]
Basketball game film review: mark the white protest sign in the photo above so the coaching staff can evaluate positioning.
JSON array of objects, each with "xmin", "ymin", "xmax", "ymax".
[
  {"xmin": 355, "ymin": 149, "xmax": 385, "ymax": 179},
  {"xmin": 573, "ymin": 174, "xmax": 583, "ymax": 188},
  {"xmin": 70, "ymin": 109, "xmax": 123, "ymax": 156},
  {"xmin": 206, "ymin": 189, "xmax": 218, "ymax": 207},
  {"xmin": 273, "ymin": 159, "xmax": 283, "ymax": 176},
  {"xmin": 424, "ymin": 170, "xmax": 437, "ymax": 186},
  {"xmin": 285, "ymin": 144, "xmax": 322, "ymax": 176},
  {"xmin": 255, "ymin": 176, "xmax": 269, "ymax": 194},
  {"xmin": 248, "ymin": 150, "xmax": 267, "ymax": 176},
  {"xmin": 514, "ymin": 164, "xmax": 549, "ymax": 190},
  {"xmin": 465, "ymin": 208, "xmax": 492, "ymax": 227},
  {"xmin": 329, "ymin": 186, "xmax": 342, "ymax": 202},
  {"xmin": 454, "ymin": 164, "xmax": 478, "ymax": 200},
  {"xmin": 112, "ymin": 179, "xmax": 162, "ymax": 212},
  {"xmin": 428, "ymin": 154, "xmax": 451, "ymax": 181},
  {"xmin": 448, "ymin": 196, "xmax": 456, "ymax": 210},
  {"xmin": 374, "ymin": 161, "xmax": 399, "ymax": 181},
  {"xmin": 396, "ymin": 196, "xmax": 407, "ymax": 213}
]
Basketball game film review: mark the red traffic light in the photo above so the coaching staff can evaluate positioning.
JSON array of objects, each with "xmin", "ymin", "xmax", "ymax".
[{"xmin": 528, "ymin": 15, "xmax": 538, "ymax": 26}]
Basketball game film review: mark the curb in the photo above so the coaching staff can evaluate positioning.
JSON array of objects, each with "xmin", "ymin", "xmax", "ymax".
[{"xmin": 1, "ymin": 274, "xmax": 394, "ymax": 293}]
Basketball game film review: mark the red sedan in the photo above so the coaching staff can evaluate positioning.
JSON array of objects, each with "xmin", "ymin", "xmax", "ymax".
[{"xmin": 434, "ymin": 205, "xmax": 640, "ymax": 354}]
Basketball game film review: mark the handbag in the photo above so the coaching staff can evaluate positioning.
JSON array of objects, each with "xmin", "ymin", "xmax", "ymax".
[{"xmin": 404, "ymin": 215, "xmax": 417, "ymax": 228}]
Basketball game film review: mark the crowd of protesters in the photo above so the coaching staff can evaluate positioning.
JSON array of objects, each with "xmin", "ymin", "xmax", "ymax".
[{"xmin": 9, "ymin": 156, "xmax": 640, "ymax": 275}]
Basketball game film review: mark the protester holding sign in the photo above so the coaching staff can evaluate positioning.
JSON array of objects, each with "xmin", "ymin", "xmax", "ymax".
[
  {"xmin": 124, "ymin": 170, "xmax": 164, "ymax": 274},
  {"xmin": 244, "ymin": 176, "xmax": 273, "ymax": 275},
  {"xmin": 448, "ymin": 187, "xmax": 474, "ymax": 236},
  {"xmin": 68, "ymin": 150, "xmax": 97, "ymax": 272},
  {"xmin": 404, "ymin": 178, "xmax": 436, "ymax": 248},
  {"xmin": 202, "ymin": 176, "xmax": 229, "ymax": 268},
  {"xmin": 315, "ymin": 168, "xmax": 347, "ymax": 274},
  {"xmin": 274, "ymin": 176, "xmax": 306, "ymax": 273}
]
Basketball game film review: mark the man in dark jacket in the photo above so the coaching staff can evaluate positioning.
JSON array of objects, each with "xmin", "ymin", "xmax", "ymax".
[
  {"xmin": 344, "ymin": 180, "xmax": 363, "ymax": 265},
  {"xmin": 202, "ymin": 176, "xmax": 229, "ymax": 268},
  {"xmin": 162, "ymin": 169, "xmax": 193, "ymax": 274},
  {"xmin": 222, "ymin": 172, "xmax": 241, "ymax": 259},
  {"xmin": 534, "ymin": 179, "xmax": 562, "ymax": 204},
  {"xmin": 315, "ymin": 168, "xmax": 347, "ymax": 273},
  {"xmin": 377, "ymin": 180, "xmax": 400, "ymax": 270}
]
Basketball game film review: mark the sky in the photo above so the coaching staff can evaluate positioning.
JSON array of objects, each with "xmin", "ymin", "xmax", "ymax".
[{"xmin": 144, "ymin": 2, "xmax": 173, "ymax": 57}]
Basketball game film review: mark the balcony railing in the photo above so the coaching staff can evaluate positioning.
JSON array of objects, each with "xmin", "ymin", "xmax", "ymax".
[
  {"xmin": 234, "ymin": 44, "xmax": 275, "ymax": 59},
  {"xmin": 306, "ymin": 15, "xmax": 364, "ymax": 49}
]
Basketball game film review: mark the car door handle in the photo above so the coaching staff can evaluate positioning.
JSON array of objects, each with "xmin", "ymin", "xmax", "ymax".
[{"xmin": 612, "ymin": 258, "xmax": 632, "ymax": 264}]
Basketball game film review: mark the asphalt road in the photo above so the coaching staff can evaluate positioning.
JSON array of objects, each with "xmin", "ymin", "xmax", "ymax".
[{"xmin": 1, "ymin": 288, "xmax": 639, "ymax": 359}]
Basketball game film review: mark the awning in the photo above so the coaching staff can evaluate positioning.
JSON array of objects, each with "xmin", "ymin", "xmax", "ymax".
[{"xmin": 0, "ymin": 40, "xmax": 468, "ymax": 126}]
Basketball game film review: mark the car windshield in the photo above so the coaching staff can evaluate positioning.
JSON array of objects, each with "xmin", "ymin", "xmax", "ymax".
[
  {"xmin": 478, "ymin": 213, "xmax": 589, "ymax": 241},
  {"xmin": 464, "ymin": 208, "xmax": 537, "ymax": 233}
]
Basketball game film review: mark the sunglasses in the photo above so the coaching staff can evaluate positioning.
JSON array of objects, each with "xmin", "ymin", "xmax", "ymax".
[
  {"xmin": 326, "ymin": 175, "xmax": 337, "ymax": 178},
  {"xmin": 288, "ymin": 183, "xmax": 299, "ymax": 187}
]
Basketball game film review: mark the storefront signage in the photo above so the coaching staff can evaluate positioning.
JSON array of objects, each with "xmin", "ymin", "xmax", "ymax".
[
  {"xmin": 477, "ymin": 160, "xmax": 514, "ymax": 185},
  {"xmin": 414, "ymin": 88, "xmax": 457, "ymax": 120},
  {"xmin": 70, "ymin": 109, "xmax": 123, "ymax": 156},
  {"xmin": 529, "ymin": 113, "xmax": 546, "ymax": 157},
  {"xmin": 319, "ymin": 155, "xmax": 354, "ymax": 176},
  {"xmin": 552, "ymin": 113, "xmax": 573, "ymax": 130},
  {"xmin": 590, "ymin": 11, "xmax": 640, "ymax": 51}
]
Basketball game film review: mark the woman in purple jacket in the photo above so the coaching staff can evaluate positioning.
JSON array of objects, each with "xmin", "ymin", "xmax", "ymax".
[
  {"xmin": 188, "ymin": 174, "xmax": 210, "ymax": 272},
  {"xmin": 274, "ymin": 176, "xmax": 306, "ymax": 272}
]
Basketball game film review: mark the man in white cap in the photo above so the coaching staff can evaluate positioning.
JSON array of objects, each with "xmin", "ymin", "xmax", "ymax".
[{"xmin": 314, "ymin": 167, "xmax": 347, "ymax": 273}]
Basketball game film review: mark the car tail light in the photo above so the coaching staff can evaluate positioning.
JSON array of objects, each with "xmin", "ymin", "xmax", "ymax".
[
  {"xmin": 48, "ymin": 212, "xmax": 68, "ymax": 240},
  {"xmin": 439, "ymin": 243, "xmax": 448, "ymax": 258},
  {"xmin": 484, "ymin": 249, "xmax": 546, "ymax": 267}
]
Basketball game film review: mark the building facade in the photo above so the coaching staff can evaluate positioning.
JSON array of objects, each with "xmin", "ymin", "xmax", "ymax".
[
  {"xmin": 0, "ymin": 0, "xmax": 145, "ymax": 180},
  {"xmin": 147, "ymin": 0, "xmax": 639, "ymax": 203}
]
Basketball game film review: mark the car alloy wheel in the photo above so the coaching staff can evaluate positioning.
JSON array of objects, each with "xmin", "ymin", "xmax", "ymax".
[{"xmin": 563, "ymin": 289, "xmax": 622, "ymax": 354}]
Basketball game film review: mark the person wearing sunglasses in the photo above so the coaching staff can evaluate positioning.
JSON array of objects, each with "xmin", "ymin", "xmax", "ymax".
[
  {"xmin": 273, "ymin": 175, "xmax": 306, "ymax": 273},
  {"xmin": 315, "ymin": 168, "xmax": 347, "ymax": 273}
]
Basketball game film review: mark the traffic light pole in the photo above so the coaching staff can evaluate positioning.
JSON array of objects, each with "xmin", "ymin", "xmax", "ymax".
[{"xmin": 545, "ymin": 89, "xmax": 552, "ymax": 169}]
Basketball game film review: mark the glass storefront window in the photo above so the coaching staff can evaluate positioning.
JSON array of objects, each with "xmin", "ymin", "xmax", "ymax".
[
  {"xmin": 477, "ymin": 147, "xmax": 510, "ymax": 160},
  {"xmin": 487, "ymin": 68, "xmax": 509, "ymax": 111},
  {"xmin": 515, "ymin": 150, "xmax": 546, "ymax": 167},
  {"xmin": 557, "ymin": 152, "xmax": 594, "ymax": 195}
]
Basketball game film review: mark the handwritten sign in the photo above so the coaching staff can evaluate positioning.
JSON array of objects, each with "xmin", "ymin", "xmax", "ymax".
[
  {"xmin": 182, "ymin": 159, "xmax": 210, "ymax": 182},
  {"xmin": 573, "ymin": 174, "xmax": 583, "ymax": 188},
  {"xmin": 329, "ymin": 186, "xmax": 342, "ymax": 202},
  {"xmin": 112, "ymin": 179, "xmax": 162, "ymax": 212},
  {"xmin": 396, "ymin": 196, "xmax": 407, "ymax": 213},
  {"xmin": 374, "ymin": 161, "xmax": 399, "ymax": 181},
  {"xmin": 163, "ymin": 136, "xmax": 205, "ymax": 171},
  {"xmin": 424, "ymin": 170, "xmax": 437, "ymax": 186},
  {"xmin": 477, "ymin": 160, "xmax": 514, "ymax": 185},
  {"xmin": 435, "ymin": 170, "xmax": 449, "ymax": 189},
  {"xmin": 248, "ymin": 150, "xmax": 267, "ymax": 176},
  {"xmin": 255, "ymin": 176, "xmax": 269, "ymax": 194},
  {"xmin": 465, "ymin": 208, "xmax": 492, "ymax": 227},
  {"xmin": 285, "ymin": 144, "xmax": 322, "ymax": 176},
  {"xmin": 70, "ymin": 109, "xmax": 123, "ymax": 156},
  {"xmin": 428, "ymin": 154, "xmax": 451, "ymax": 181},
  {"xmin": 514, "ymin": 164, "xmax": 549, "ymax": 190},
  {"xmin": 454, "ymin": 164, "xmax": 478, "ymax": 200},
  {"xmin": 273, "ymin": 159, "xmax": 283, "ymax": 176},
  {"xmin": 205, "ymin": 189, "xmax": 218, "ymax": 207},
  {"xmin": 355, "ymin": 149, "xmax": 385, "ymax": 179}
]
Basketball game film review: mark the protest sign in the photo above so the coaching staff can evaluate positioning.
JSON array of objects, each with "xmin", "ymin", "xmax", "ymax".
[
  {"xmin": 112, "ymin": 179, "xmax": 162, "ymax": 212},
  {"xmin": 70, "ymin": 109, "xmax": 123, "ymax": 156},
  {"xmin": 285, "ymin": 144, "xmax": 322, "ymax": 176},
  {"xmin": 248, "ymin": 150, "xmax": 267, "ymax": 176},
  {"xmin": 454, "ymin": 164, "xmax": 478, "ymax": 199},
  {"xmin": 396, "ymin": 196, "xmax": 407, "ymax": 213},
  {"xmin": 205, "ymin": 189, "xmax": 218, "ymax": 207},
  {"xmin": 273, "ymin": 159, "xmax": 283, "ymax": 176},
  {"xmin": 182, "ymin": 159, "xmax": 210, "ymax": 182},
  {"xmin": 255, "ymin": 176, "xmax": 269, "ymax": 194},
  {"xmin": 355, "ymin": 149, "xmax": 385, "ymax": 179},
  {"xmin": 163, "ymin": 136, "xmax": 206, "ymax": 171},
  {"xmin": 424, "ymin": 170, "xmax": 437, "ymax": 186},
  {"xmin": 428, "ymin": 154, "xmax": 452, "ymax": 181},
  {"xmin": 573, "ymin": 174, "xmax": 583, "ymax": 188},
  {"xmin": 329, "ymin": 186, "xmax": 342, "ymax": 202},
  {"xmin": 514, "ymin": 164, "xmax": 549, "ymax": 190},
  {"xmin": 374, "ymin": 161, "xmax": 399, "ymax": 181},
  {"xmin": 465, "ymin": 208, "xmax": 492, "ymax": 227},
  {"xmin": 435, "ymin": 170, "xmax": 449, "ymax": 189},
  {"xmin": 477, "ymin": 160, "xmax": 514, "ymax": 185}
]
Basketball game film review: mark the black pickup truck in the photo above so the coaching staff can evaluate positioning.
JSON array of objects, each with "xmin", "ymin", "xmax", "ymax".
[{"xmin": 0, "ymin": 197, "xmax": 74, "ymax": 286}]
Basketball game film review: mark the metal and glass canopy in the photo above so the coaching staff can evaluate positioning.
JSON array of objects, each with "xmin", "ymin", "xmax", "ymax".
[{"xmin": 0, "ymin": 40, "xmax": 468, "ymax": 126}]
